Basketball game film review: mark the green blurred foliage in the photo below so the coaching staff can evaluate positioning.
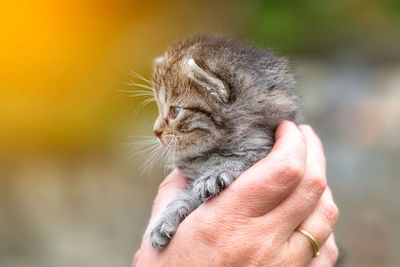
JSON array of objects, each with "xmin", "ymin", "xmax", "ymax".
[{"xmin": 244, "ymin": 0, "xmax": 400, "ymax": 56}]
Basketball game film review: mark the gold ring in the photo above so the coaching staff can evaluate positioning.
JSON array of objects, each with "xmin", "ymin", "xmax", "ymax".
[{"xmin": 295, "ymin": 228, "xmax": 320, "ymax": 257}]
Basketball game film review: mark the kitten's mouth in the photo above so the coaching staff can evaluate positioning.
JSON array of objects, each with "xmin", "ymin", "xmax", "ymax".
[
  {"xmin": 159, "ymin": 138, "xmax": 179, "ymax": 154},
  {"xmin": 159, "ymin": 134, "xmax": 211, "ymax": 158}
]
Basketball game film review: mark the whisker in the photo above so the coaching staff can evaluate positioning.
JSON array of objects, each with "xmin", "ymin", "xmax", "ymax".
[
  {"xmin": 127, "ymin": 142, "xmax": 160, "ymax": 159},
  {"xmin": 127, "ymin": 93, "xmax": 154, "ymax": 98},
  {"xmin": 122, "ymin": 139, "xmax": 157, "ymax": 147},
  {"xmin": 118, "ymin": 89, "xmax": 154, "ymax": 95},
  {"xmin": 167, "ymin": 150, "xmax": 176, "ymax": 170},
  {"xmin": 123, "ymin": 136, "xmax": 158, "ymax": 146},
  {"xmin": 141, "ymin": 144, "xmax": 164, "ymax": 176},
  {"xmin": 129, "ymin": 70, "xmax": 153, "ymax": 86},
  {"xmin": 126, "ymin": 82, "xmax": 154, "ymax": 91},
  {"xmin": 160, "ymin": 147, "xmax": 170, "ymax": 176},
  {"xmin": 135, "ymin": 97, "xmax": 156, "ymax": 112},
  {"xmin": 124, "ymin": 135, "xmax": 174, "ymax": 177},
  {"xmin": 127, "ymin": 135, "xmax": 157, "ymax": 139}
]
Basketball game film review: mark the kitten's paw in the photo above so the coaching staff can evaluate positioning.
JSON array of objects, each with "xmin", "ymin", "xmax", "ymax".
[
  {"xmin": 149, "ymin": 218, "xmax": 176, "ymax": 250},
  {"xmin": 192, "ymin": 172, "xmax": 234, "ymax": 201}
]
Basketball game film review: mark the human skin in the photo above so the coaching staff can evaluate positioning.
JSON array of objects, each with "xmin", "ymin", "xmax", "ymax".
[{"xmin": 133, "ymin": 121, "xmax": 339, "ymax": 266}]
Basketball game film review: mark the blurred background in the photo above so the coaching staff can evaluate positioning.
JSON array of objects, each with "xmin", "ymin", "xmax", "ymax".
[{"xmin": 1, "ymin": 0, "xmax": 399, "ymax": 266}]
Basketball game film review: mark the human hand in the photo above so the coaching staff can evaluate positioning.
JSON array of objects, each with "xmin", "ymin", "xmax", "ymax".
[{"xmin": 133, "ymin": 121, "xmax": 339, "ymax": 266}]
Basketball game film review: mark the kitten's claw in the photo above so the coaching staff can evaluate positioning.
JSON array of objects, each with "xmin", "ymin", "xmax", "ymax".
[
  {"xmin": 201, "ymin": 192, "xmax": 207, "ymax": 199},
  {"xmin": 217, "ymin": 177, "xmax": 225, "ymax": 187},
  {"xmin": 150, "ymin": 218, "xmax": 176, "ymax": 250},
  {"xmin": 192, "ymin": 171, "xmax": 235, "ymax": 201}
]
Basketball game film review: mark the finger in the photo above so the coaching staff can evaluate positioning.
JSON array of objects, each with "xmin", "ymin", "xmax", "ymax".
[
  {"xmin": 138, "ymin": 169, "xmax": 188, "ymax": 256},
  {"xmin": 298, "ymin": 125, "xmax": 326, "ymax": 177},
  {"xmin": 217, "ymin": 120, "xmax": 306, "ymax": 217},
  {"xmin": 151, "ymin": 168, "xmax": 188, "ymax": 219},
  {"xmin": 287, "ymin": 188, "xmax": 339, "ymax": 263},
  {"xmin": 267, "ymin": 124, "xmax": 327, "ymax": 235},
  {"xmin": 308, "ymin": 234, "xmax": 339, "ymax": 267}
]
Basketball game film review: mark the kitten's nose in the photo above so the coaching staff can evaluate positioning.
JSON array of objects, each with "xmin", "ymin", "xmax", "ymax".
[{"xmin": 154, "ymin": 129, "xmax": 163, "ymax": 138}]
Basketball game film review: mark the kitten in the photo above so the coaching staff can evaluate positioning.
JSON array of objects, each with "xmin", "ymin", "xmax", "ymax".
[{"xmin": 149, "ymin": 35, "xmax": 301, "ymax": 249}]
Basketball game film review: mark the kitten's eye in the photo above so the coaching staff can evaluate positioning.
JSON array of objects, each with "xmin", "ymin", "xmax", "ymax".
[{"xmin": 168, "ymin": 106, "xmax": 181, "ymax": 119}]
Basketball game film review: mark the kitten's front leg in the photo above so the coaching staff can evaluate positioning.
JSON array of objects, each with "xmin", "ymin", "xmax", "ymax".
[
  {"xmin": 150, "ymin": 190, "xmax": 201, "ymax": 250},
  {"xmin": 192, "ymin": 161, "xmax": 246, "ymax": 201}
]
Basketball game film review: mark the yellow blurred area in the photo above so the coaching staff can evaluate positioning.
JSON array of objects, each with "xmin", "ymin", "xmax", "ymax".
[
  {"xmin": 0, "ymin": 0, "xmax": 247, "ymax": 155},
  {"xmin": 0, "ymin": 0, "xmax": 154, "ymax": 153}
]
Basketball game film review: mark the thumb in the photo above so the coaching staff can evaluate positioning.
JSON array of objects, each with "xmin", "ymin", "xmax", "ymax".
[
  {"xmin": 150, "ymin": 168, "xmax": 188, "ymax": 219},
  {"xmin": 135, "ymin": 169, "xmax": 187, "ymax": 263}
]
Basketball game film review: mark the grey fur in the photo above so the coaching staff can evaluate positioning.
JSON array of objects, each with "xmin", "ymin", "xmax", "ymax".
[{"xmin": 149, "ymin": 35, "xmax": 301, "ymax": 249}]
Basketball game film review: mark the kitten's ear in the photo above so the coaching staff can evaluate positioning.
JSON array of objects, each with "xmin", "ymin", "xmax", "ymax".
[{"xmin": 185, "ymin": 58, "xmax": 229, "ymax": 103}]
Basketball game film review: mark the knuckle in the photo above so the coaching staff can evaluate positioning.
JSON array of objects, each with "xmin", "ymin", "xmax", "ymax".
[
  {"xmin": 306, "ymin": 173, "xmax": 327, "ymax": 195},
  {"xmin": 324, "ymin": 203, "xmax": 339, "ymax": 225},
  {"xmin": 280, "ymin": 157, "xmax": 304, "ymax": 180}
]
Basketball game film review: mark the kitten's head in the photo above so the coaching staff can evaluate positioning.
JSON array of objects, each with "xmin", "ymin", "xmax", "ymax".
[
  {"xmin": 151, "ymin": 35, "xmax": 298, "ymax": 158},
  {"xmin": 152, "ymin": 55, "xmax": 226, "ymax": 158}
]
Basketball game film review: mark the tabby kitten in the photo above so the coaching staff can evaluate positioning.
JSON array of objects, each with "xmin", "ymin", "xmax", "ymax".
[{"xmin": 149, "ymin": 35, "xmax": 301, "ymax": 249}]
